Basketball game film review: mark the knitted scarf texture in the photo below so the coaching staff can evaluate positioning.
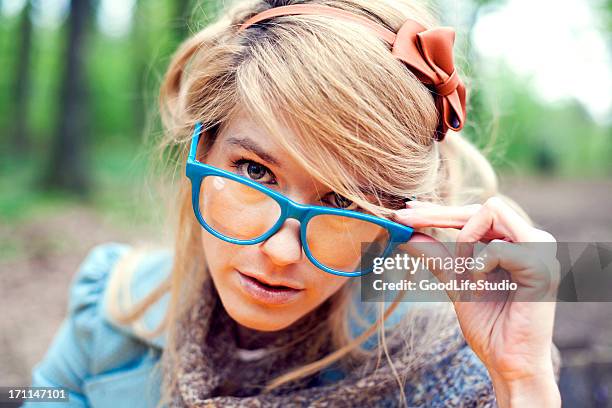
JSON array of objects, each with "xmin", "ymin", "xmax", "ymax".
[{"xmin": 164, "ymin": 277, "xmax": 496, "ymax": 407}]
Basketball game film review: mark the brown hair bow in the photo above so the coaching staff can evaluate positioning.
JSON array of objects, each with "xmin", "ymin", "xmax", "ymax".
[{"xmin": 239, "ymin": 4, "xmax": 467, "ymax": 141}]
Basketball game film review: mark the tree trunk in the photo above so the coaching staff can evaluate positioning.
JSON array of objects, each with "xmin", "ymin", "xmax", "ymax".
[
  {"xmin": 43, "ymin": 0, "xmax": 92, "ymax": 195},
  {"xmin": 132, "ymin": 0, "xmax": 151, "ymax": 137},
  {"xmin": 12, "ymin": 0, "xmax": 33, "ymax": 154}
]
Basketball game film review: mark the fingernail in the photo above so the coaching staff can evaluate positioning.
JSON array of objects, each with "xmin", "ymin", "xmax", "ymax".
[{"xmin": 395, "ymin": 208, "xmax": 415, "ymax": 218}]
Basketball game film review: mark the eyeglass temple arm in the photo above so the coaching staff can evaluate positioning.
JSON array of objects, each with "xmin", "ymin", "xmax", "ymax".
[{"xmin": 189, "ymin": 122, "xmax": 204, "ymax": 162}]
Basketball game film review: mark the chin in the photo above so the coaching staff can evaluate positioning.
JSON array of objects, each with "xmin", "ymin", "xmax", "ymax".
[
  {"xmin": 221, "ymin": 293, "xmax": 297, "ymax": 332},
  {"xmin": 210, "ymin": 274, "xmax": 295, "ymax": 331}
]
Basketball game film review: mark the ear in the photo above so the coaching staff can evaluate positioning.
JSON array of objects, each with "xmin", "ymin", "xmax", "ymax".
[
  {"xmin": 196, "ymin": 129, "xmax": 216, "ymax": 163},
  {"xmin": 196, "ymin": 130, "xmax": 208, "ymax": 162}
]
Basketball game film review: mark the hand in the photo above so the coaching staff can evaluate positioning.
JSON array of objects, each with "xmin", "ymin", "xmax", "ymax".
[{"xmin": 393, "ymin": 197, "xmax": 561, "ymax": 407}]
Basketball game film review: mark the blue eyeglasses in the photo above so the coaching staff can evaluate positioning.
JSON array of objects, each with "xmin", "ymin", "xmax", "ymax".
[{"xmin": 186, "ymin": 122, "xmax": 414, "ymax": 277}]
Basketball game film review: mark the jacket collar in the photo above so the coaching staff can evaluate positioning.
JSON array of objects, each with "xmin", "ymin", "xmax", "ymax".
[{"xmin": 102, "ymin": 247, "xmax": 172, "ymax": 349}]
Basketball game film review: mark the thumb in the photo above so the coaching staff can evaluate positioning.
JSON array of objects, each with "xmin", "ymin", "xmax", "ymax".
[{"xmin": 399, "ymin": 232, "xmax": 456, "ymax": 286}]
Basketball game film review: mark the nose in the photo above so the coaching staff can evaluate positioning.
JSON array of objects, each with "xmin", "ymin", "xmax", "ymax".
[{"xmin": 260, "ymin": 219, "xmax": 303, "ymax": 266}]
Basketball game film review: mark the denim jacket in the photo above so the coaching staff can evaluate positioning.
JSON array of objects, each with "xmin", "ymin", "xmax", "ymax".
[{"xmin": 25, "ymin": 243, "xmax": 168, "ymax": 407}]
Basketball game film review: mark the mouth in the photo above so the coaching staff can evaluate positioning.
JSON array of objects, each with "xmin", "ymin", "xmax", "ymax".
[
  {"xmin": 236, "ymin": 270, "xmax": 304, "ymax": 305},
  {"xmin": 238, "ymin": 270, "xmax": 304, "ymax": 290}
]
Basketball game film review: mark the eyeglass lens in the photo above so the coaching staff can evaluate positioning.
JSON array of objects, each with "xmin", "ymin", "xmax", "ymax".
[{"xmin": 199, "ymin": 175, "xmax": 390, "ymax": 273}]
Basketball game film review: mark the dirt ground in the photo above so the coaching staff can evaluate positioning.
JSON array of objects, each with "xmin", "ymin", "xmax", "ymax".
[{"xmin": 1, "ymin": 175, "xmax": 611, "ymax": 406}]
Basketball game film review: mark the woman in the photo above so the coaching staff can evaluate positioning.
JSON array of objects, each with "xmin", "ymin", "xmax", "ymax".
[{"xmin": 27, "ymin": 0, "xmax": 561, "ymax": 406}]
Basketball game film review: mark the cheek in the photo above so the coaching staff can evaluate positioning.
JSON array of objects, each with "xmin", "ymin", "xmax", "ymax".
[
  {"xmin": 304, "ymin": 266, "xmax": 349, "ymax": 301},
  {"xmin": 200, "ymin": 229, "xmax": 233, "ymax": 278}
]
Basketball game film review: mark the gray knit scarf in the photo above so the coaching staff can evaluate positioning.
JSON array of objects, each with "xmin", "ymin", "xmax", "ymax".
[{"xmin": 164, "ymin": 277, "xmax": 496, "ymax": 407}]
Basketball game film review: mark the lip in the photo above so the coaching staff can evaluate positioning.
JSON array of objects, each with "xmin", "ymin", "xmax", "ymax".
[
  {"xmin": 238, "ymin": 270, "xmax": 305, "ymax": 290},
  {"xmin": 236, "ymin": 270, "xmax": 304, "ymax": 305}
]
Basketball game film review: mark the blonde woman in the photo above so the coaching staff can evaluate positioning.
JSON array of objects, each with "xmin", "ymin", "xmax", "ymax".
[{"xmin": 26, "ymin": 0, "xmax": 561, "ymax": 407}]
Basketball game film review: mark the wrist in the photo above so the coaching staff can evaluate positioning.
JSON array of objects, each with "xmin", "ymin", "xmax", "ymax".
[{"xmin": 489, "ymin": 368, "xmax": 560, "ymax": 408}]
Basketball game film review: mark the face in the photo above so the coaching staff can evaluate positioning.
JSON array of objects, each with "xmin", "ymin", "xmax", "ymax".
[{"xmin": 200, "ymin": 112, "xmax": 357, "ymax": 332}]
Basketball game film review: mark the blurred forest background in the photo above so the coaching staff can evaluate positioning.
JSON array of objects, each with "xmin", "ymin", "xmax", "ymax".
[{"xmin": 0, "ymin": 0, "xmax": 611, "ymax": 407}]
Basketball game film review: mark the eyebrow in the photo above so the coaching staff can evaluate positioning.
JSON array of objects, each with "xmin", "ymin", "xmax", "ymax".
[{"xmin": 225, "ymin": 136, "xmax": 282, "ymax": 168}]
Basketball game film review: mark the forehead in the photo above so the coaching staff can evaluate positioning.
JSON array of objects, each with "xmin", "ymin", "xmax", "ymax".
[{"xmin": 216, "ymin": 110, "xmax": 287, "ymax": 153}]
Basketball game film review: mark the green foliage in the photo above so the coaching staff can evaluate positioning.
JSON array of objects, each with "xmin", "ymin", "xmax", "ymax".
[
  {"xmin": 0, "ymin": 140, "xmax": 154, "ymax": 223},
  {"xmin": 462, "ymin": 60, "xmax": 612, "ymax": 177}
]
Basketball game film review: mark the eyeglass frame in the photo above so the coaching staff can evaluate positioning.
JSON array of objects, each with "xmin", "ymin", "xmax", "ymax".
[{"xmin": 185, "ymin": 122, "xmax": 415, "ymax": 277}]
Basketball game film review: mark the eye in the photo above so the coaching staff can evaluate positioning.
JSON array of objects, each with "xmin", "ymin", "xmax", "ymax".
[
  {"xmin": 231, "ymin": 158, "xmax": 277, "ymax": 184},
  {"xmin": 323, "ymin": 192, "xmax": 357, "ymax": 210}
]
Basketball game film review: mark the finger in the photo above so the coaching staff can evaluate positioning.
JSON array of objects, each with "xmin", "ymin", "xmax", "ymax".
[
  {"xmin": 400, "ymin": 232, "xmax": 460, "ymax": 302},
  {"xmin": 462, "ymin": 199, "xmax": 558, "ymax": 263},
  {"xmin": 454, "ymin": 200, "xmax": 519, "ymax": 261},
  {"xmin": 405, "ymin": 200, "xmax": 438, "ymax": 208},
  {"xmin": 477, "ymin": 197, "xmax": 534, "ymax": 243},
  {"xmin": 454, "ymin": 204, "xmax": 496, "ymax": 262},
  {"xmin": 402, "ymin": 233, "xmax": 454, "ymax": 282},
  {"xmin": 397, "ymin": 197, "xmax": 536, "ymax": 244},
  {"xmin": 394, "ymin": 204, "xmax": 482, "ymax": 229},
  {"xmin": 523, "ymin": 229, "xmax": 558, "ymax": 260},
  {"xmin": 479, "ymin": 199, "xmax": 559, "ymax": 264},
  {"xmin": 473, "ymin": 240, "xmax": 559, "ymax": 301}
]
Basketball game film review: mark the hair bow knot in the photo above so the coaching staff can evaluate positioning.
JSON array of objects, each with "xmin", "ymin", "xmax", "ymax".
[{"xmin": 391, "ymin": 20, "xmax": 467, "ymax": 139}]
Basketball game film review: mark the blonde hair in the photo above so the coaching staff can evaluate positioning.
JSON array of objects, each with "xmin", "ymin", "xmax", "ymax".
[{"xmin": 108, "ymin": 0, "xmax": 534, "ymax": 406}]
